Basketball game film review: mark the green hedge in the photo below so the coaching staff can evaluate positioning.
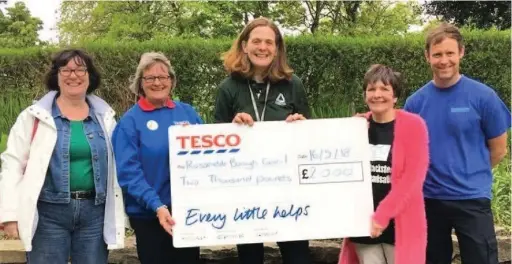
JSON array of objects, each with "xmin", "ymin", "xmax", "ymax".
[{"xmin": 0, "ymin": 30, "xmax": 510, "ymax": 133}]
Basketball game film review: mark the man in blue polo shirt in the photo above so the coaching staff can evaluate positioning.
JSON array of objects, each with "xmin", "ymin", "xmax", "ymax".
[{"xmin": 404, "ymin": 23, "xmax": 510, "ymax": 264}]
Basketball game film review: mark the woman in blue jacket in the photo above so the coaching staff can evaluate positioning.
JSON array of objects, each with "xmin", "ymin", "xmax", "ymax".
[{"xmin": 112, "ymin": 52, "xmax": 203, "ymax": 264}]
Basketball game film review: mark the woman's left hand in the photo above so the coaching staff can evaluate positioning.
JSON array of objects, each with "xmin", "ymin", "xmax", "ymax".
[
  {"xmin": 285, "ymin": 113, "xmax": 306, "ymax": 122},
  {"xmin": 156, "ymin": 206, "xmax": 175, "ymax": 236},
  {"xmin": 370, "ymin": 220, "xmax": 384, "ymax": 238}
]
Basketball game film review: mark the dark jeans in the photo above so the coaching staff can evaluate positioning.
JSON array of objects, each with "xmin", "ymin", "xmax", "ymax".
[
  {"xmin": 425, "ymin": 198, "xmax": 498, "ymax": 264},
  {"xmin": 26, "ymin": 199, "xmax": 108, "ymax": 264},
  {"xmin": 237, "ymin": 240, "xmax": 311, "ymax": 264},
  {"xmin": 129, "ymin": 216, "xmax": 200, "ymax": 264}
]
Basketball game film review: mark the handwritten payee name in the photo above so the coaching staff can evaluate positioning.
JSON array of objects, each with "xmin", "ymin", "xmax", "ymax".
[{"xmin": 184, "ymin": 156, "xmax": 288, "ymax": 170}]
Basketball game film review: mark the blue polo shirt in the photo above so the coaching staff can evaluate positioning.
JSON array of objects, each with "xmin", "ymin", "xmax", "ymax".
[
  {"xmin": 404, "ymin": 75, "xmax": 510, "ymax": 200},
  {"xmin": 112, "ymin": 98, "xmax": 203, "ymax": 218}
]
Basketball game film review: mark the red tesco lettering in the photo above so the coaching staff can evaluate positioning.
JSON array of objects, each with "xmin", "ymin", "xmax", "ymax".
[{"xmin": 176, "ymin": 134, "xmax": 241, "ymax": 149}]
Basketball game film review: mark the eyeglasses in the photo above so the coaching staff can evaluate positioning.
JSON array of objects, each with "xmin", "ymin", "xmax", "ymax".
[
  {"xmin": 59, "ymin": 68, "xmax": 88, "ymax": 77},
  {"xmin": 142, "ymin": 76, "xmax": 171, "ymax": 83}
]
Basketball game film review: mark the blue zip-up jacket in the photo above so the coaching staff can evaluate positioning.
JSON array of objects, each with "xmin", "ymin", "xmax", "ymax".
[{"xmin": 112, "ymin": 98, "xmax": 203, "ymax": 218}]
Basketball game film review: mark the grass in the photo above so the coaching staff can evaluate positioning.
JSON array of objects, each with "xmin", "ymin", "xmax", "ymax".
[
  {"xmin": 0, "ymin": 95, "xmax": 33, "ymax": 135},
  {"xmin": 0, "ymin": 134, "xmax": 6, "ymax": 156},
  {"xmin": 310, "ymin": 102, "xmax": 356, "ymax": 119},
  {"xmin": 491, "ymin": 154, "xmax": 511, "ymax": 232}
]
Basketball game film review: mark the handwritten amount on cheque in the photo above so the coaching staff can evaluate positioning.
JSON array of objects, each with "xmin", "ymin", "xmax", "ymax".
[{"xmin": 179, "ymin": 161, "xmax": 357, "ymax": 187}]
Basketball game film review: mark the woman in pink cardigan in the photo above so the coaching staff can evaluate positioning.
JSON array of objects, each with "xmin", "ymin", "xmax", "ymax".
[{"xmin": 338, "ymin": 64, "xmax": 429, "ymax": 264}]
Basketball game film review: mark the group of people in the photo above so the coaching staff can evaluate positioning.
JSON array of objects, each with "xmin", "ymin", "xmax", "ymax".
[{"xmin": 0, "ymin": 17, "xmax": 509, "ymax": 264}]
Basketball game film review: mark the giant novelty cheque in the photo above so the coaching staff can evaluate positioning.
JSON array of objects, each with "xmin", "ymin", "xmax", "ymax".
[{"xmin": 169, "ymin": 118, "xmax": 374, "ymax": 247}]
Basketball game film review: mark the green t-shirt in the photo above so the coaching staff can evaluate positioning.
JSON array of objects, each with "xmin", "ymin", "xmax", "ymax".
[{"xmin": 69, "ymin": 121, "xmax": 95, "ymax": 191}]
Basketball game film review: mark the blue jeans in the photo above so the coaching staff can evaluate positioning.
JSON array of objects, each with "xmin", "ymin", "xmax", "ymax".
[{"xmin": 26, "ymin": 199, "xmax": 108, "ymax": 264}]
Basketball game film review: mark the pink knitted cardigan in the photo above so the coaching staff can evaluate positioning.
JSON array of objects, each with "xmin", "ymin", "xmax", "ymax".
[{"xmin": 338, "ymin": 110, "xmax": 429, "ymax": 264}]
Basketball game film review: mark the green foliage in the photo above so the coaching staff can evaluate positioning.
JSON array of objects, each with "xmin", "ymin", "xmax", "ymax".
[
  {"xmin": 57, "ymin": 1, "xmax": 423, "ymax": 44},
  {"xmin": 0, "ymin": 134, "xmax": 6, "ymax": 154},
  {"xmin": 492, "ymin": 153, "xmax": 511, "ymax": 231},
  {"xmin": 57, "ymin": 1, "xmax": 306, "ymax": 44},
  {"xmin": 424, "ymin": 1, "xmax": 511, "ymax": 30},
  {"xmin": 0, "ymin": 1, "xmax": 44, "ymax": 47},
  {"xmin": 0, "ymin": 133, "xmax": 5, "ymax": 169},
  {"xmin": 316, "ymin": 1, "xmax": 422, "ymax": 36},
  {"xmin": 0, "ymin": 30, "xmax": 509, "ymax": 134}
]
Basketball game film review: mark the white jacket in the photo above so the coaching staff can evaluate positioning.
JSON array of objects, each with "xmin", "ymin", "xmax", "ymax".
[{"xmin": 0, "ymin": 91, "xmax": 125, "ymax": 251}]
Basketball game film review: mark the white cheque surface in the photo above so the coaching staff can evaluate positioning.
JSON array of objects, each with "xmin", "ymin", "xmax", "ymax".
[{"xmin": 169, "ymin": 118, "xmax": 374, "ymax": 247}]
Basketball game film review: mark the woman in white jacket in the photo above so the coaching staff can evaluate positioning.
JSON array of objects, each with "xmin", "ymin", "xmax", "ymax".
[{"xmin": 0, "ymin": 49, "xmax": 124, "ymax": 264}]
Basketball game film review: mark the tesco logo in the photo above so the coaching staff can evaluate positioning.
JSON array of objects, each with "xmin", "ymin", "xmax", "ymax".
[
  {"xmin": 176, "ymin": 134, "xmax": 241, "ymax": 155},
  {"xmin": 176, "ymin": 134, "xmax": 241, "ymax": 148}
]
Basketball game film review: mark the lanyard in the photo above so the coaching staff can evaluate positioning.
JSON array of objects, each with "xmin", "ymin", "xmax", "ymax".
[{"xmin": 248, "ymin": 81, "xmax": 270, "ymax": 122}]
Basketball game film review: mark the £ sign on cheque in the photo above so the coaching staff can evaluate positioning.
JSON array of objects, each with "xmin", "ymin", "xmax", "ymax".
[{"xmin": 169, "ymin": 117, "xmax": 374, "ymax": 247}]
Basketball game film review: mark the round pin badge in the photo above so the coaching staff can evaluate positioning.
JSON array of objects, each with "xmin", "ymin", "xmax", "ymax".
[{"xmin": 147, "ymin": 120, "xmax": 159, "ymax": 131}]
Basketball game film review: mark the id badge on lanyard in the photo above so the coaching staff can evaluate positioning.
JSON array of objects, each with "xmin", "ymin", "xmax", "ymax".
[{"xmin": 248, "ymin": 82, "xmax": 270, "ymax": 122}]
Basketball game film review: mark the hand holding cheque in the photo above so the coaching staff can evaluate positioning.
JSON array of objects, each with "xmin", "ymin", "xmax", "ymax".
[
  {"xmin": 232, "ymin": 112, "xmax": 306, "ymax": 125},
  {"xmin": 168, "ymin": 117, "xmax": 374, "ymax": 247}
]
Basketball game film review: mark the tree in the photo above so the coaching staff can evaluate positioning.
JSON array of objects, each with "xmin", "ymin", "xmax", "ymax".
[
  {"xmin": 322, "ymin": 1, "xmax": 361, "ymax": 35},
  {"xmin": 57, "ymin": 1, "xmax": 423, "ymax": 44},
  {"xmin": 303, "ymin": 1, "xmax": 327, "ymax": 34},
  {"xmin": 424, "ymin": 1, "xmax": 511, "ymax": 30},
  {"xmin": 58, "ymin": 1, "xmax": 307, "ymax": 44},
  {"xmin": 295, "ymin": 1, "xmax": 422, "ymax": 36},
  {"xmin": 58, "ymin": 1, "xmax": 156, "ymax": 44},
  {"xmin": 0, "ymin": 1, "xmax": 43, "ymax": 47},
  {"xmin": 352, "ymin": 1, "xmax": 422, "ymax": 36}
]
